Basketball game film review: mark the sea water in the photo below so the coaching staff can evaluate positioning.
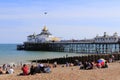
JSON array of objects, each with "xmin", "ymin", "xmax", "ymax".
[{"xmin": 0, "ymin": 44, "xmax": 85, "ymax": 65}]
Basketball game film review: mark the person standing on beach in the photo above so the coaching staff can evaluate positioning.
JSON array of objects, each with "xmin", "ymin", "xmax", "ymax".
[
  {"xmin": 112, "ymin": 55, "xmax": 115, "ymax": 62},
  {"xmin": 53, "ymin": 61, "xmax": 57, "ymax": 68}
]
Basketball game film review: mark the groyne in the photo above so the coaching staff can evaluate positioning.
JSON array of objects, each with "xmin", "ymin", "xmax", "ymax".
[{"xmin": 31, "ymin": 53, "xmax": 120, "ymax": 64}]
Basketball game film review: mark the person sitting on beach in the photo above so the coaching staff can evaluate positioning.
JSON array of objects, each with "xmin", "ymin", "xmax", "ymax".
[
  {"xmin": 102, "ymin": 61, "xmax": 108, "ymax": 68},
  {"xmin": 96, "ymin": 62, "xmax": 102, "ymax": 68},
  {"xmin": 78, "ymin": 61, "xmax": 82, "ymax": 66},
  {"xmin": 86, "ymin": 62, "xmax": 93, "ymax": 70},
  {"xmin": 66, "ymin": 62, "xmax": 69, "ymax": 67},
  {"xmin": 83, "ymin": 61, "xmax": 88, "ymax": 69},
  {"xmin": 44, "ymin": 65, "xmax": 51, "ymax": 73},
  {"xmin": 3, "ymin": 64, "xmax": 7, "ymax": 71},
  {"xmin": 7, "ymin": 67, "xmax": 14, "ymax": 74},
  {"xmin": 80, "ymin": 62, "xmax": 84, "ymax": 69},
  {"xmin": 0, "ymin": 66, "xmax": 3, "ymax": 74},
  {"xmin": 21, "ymin": 64, "xmax": 29, "ymax": 75},
  {"xmin": 69, "ymin": 63, "xmax": 74, "ymax": 67},
  {"xmin": 29, "ymin": 65, "xmax": 36, "ymax": 75},
  {"xmin": 91, "ymin": 61, "xmax": 97, "ymax": 69},
  {"xmin": 104, "ymin": 61, "xmax": 108, "ymax": 68},
  {"xmin": 38, "ymin": 63, "xmax": 44, "ymax": 73}
]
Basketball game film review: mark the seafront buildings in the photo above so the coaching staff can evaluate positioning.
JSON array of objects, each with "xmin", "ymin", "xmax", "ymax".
[{"xmin": 17, "ymin": 26, "xmax": 120, "ymax": 54}]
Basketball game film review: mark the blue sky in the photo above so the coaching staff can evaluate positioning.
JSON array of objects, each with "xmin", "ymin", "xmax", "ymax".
[{"xmin": 0, "ymin": 0, "xmax": 120, "ymax": 43}]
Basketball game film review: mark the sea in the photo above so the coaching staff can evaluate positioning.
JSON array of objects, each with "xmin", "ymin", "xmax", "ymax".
[{"xmin": 0, "ymin": 44, "xmax": 85, "ymax": 65}]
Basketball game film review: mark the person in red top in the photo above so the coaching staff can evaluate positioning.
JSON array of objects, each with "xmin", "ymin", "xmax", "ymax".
[
  {"xmin": 96, "ymin": 62, "xmax": 102, "ymax": 68},
  {"xmin": 22, "ymin": 64, "xmax": 29, "ymax": 75}
]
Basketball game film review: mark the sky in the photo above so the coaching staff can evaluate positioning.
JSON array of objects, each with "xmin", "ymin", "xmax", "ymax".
[{"xmin": 0, "ymin": 0, "xmax": 120, "ymax": 43}]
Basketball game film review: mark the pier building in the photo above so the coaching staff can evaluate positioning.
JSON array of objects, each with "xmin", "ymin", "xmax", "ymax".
[
  {"xmin": 17, "ymin": 27, "xmax": 120, "ymax": 54},
  {"xmin": 27, "ymin": 26, "xmax": 60, "ymax": 43}
]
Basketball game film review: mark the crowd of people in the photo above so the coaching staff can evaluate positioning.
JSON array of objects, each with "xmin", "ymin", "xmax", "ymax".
[
  {"xmin": 0, "ymin": 64, "xmax": 15, "ymax": 75},
  {"xmin": 0, "ymin": 62, "xmax": 51, "ymax": 76},
  {"xmin": 0, "ymin": 56, "xmax": 113, "ymax": 76},
  {"xmin": 19, "ymin": 63, "xmax": 51, "ymax": 76},
  {"xmin": 79, "ymin": 60, "xmax": 108, "ymax": 70}
]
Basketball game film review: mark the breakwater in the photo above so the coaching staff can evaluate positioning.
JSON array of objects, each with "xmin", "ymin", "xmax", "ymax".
[{"xmin": 31, "ymin": 53, "xmax": 120, "ymax": 64}]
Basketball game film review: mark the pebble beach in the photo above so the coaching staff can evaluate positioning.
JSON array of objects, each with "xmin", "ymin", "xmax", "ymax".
[{"xmin": 0, "ymin": 62, "xmax": 120, "ymax": 80}]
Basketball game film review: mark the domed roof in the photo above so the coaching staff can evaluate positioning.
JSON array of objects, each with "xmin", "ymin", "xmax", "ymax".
[
  {"xmin": 113, "ymin": 32, "xmax": 118, "ymax": 37},
  {"xmin": 42, "ymin": 26, "xmax": 48, "ymax": 31},
  {"xmin": 40, "ymin": 26, "xmax": 52, "ymax": 35}
]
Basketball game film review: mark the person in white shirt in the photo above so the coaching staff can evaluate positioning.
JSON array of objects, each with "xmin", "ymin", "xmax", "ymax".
[{"xmin": 7, "ymin": 67, "xmax": 14, "ymax": 74}]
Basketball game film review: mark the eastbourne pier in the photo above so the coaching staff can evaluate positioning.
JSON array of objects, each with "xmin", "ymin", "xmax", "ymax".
[{"xmin": 17, "ymin": 26, "xmax": 120, "ymax": 54}]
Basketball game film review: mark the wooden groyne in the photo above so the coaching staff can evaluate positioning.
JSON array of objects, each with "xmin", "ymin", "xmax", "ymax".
[{"xmin": 31, "ymin": 53, "xmax": 120, "ymax": 64}]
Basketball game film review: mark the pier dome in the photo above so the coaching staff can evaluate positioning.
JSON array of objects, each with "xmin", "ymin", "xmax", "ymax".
[
  {"xmin": 42, "ymin": 26, "xmax": 48, "ymax": 31},
  {"xmin": 40, "ymin": 26, "xmax": 52, "ymax": 35},
  {"xmin": 113, "ymin": 32, "xmax": 118, "ymax": 37}
]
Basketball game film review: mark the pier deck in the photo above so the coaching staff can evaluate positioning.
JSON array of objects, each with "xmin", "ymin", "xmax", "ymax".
[{"xmin": 17, "ymin": 40, "xmax": 120, "ymax": 54}]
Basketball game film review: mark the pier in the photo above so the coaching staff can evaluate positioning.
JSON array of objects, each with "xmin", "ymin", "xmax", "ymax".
[
  {"xmin": 17, "ymin": 26, "xmax": 120, "ymax": 54},
  {"xmin": 22, "ymin": 41, "xmax": 120, "ymax": 54}
]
